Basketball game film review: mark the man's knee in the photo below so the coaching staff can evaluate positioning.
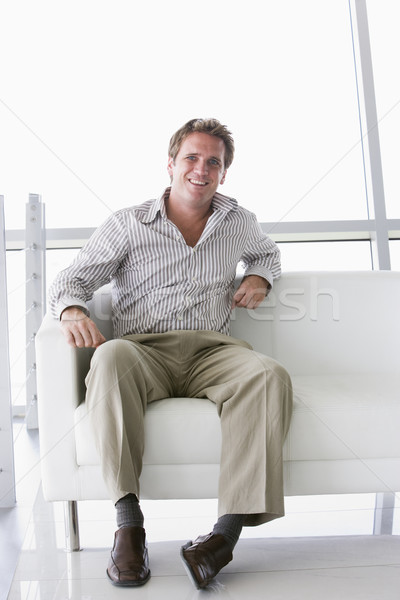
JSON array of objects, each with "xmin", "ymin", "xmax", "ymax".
[
  {"xmin": 253, "ymin": 353, "xmax": 292, "ymax": 387},
  {"xmin": 91, "ymin": 339, "xmax": 136, "ymax": 368}
]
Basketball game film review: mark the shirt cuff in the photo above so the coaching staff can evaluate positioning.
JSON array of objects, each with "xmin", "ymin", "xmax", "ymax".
[
  {"xmin": 55, "ymin": 298, "xmax": 90, "ymax": 321},
  {"xmin": 243, "ymin": 266, "xmax": 275, "ymax": 289}
]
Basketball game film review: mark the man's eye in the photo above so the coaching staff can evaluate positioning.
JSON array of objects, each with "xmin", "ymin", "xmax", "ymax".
[
  {"xmin": 209, "ymin": 159, "xmax": 219, "ymax": 166},
  {"xmin": 186, "ymin": 156, "xmax": 196, "ymax": 161}
]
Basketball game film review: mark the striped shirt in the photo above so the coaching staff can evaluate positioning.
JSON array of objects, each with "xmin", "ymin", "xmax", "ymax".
[{"xmin": 49, "ymin": 188, "xmax": 281, "ymax": 337}]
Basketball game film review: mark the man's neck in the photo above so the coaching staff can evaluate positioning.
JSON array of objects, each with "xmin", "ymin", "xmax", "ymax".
[
  {"xmin": 164, "ymin": 194, "xmax": 214, "ymax": 247},
  {"xmin": 165, "ymin": 194, "xmax": 214, "ymax": 224}
]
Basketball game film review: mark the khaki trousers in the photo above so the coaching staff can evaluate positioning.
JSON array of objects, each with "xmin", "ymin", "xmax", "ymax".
[{"xmin": 85, "ymin": 330, "xmax": 293, "ymax": 526}]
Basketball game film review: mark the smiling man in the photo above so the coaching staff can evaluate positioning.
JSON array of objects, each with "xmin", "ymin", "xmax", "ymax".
[{"xmin": 49, "ymin": 118, "xmax": 293, "ymax": 590}]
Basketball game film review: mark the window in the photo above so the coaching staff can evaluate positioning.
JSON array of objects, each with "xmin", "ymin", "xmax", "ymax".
[
  {"xmin": 279, "ymin": 241, "xmax": 372, "ymax": 271},
  {"xmin": 1, "ymin": 0, "xmax": 368, "ymax": 231},
  {"xmin": 389, "ymin": 241, "xmax": 400, "ymax": 270},
  {"xmin": 367, "ymin": 0, "xmax": 400, "ymax": 219}
]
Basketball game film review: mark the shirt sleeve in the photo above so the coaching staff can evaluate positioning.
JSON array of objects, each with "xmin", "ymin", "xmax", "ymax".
[
  {"xmin": 48, "ymin": 211, "xmax": 129, "ymax": 319},
  {"xmin": 240, "ymin": 212, "xmax": 281, "ymax": 288}
]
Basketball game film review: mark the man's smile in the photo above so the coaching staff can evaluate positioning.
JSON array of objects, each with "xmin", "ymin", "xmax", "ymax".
[{"xmin": 188, "ymin": 178, "xmax": 208, "ymax": 186}]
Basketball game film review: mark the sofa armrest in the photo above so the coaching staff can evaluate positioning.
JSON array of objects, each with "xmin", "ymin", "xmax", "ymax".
[
  {"xmin": 35, "ymin": 311, "xmax": 96, "ymax": 500},
  {"xmin": 36, "ymin": 311, "xmax": 94, "ymax": 411}
]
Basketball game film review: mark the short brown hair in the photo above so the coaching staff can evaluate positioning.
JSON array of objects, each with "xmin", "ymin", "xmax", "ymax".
[{"xmin": 168, "ymin": 118, "xmax": 235, "ymax": 170}]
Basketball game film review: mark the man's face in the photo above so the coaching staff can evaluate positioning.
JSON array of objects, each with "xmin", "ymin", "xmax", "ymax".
[{"xmin": 167, "ymin": 132, "xmax": 227, "ymax": 208}]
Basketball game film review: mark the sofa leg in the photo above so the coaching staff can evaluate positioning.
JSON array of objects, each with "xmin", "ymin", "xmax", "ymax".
[
  {"xmin": 373, "ymin": 492, "xmax": 395, "ymax": 535},
  {"xmin": 64, "ymin": 500, "xmax": 81, "ymax": 551}
]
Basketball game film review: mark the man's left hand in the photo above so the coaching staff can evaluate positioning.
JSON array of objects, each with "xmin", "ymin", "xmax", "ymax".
[{"xmin": 231, "ymin": 275, "xmax": 270, "ymax": 310}]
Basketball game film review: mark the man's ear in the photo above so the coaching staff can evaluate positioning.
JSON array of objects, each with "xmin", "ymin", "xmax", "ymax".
[
  {"xmin": 220, "ymin": 170, "xmax": 227, "ymax": 185},
  {"xmin": 167, "ymin": 156, "xmax": 174, "ymax": 179}
]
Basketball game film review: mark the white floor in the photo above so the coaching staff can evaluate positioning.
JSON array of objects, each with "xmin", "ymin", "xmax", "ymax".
[{"xmin": 2, "ymin": 424, "xmax": 400, "ymax": 600}]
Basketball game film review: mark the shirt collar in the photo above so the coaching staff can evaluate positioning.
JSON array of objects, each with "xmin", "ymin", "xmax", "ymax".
[
  {"xmin": 212, "ymin": 191, "xmax": 238, "ymax": 212},
  {"xmin": 134, "ymin": 187, "xmax": 238, "ymax": 224}
]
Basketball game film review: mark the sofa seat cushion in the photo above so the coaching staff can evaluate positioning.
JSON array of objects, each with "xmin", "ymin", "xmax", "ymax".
[
  {"xmin": 74, "ymin": 374, "xmax": 400, "ymax": 468},
  {"xmin": 74, "ymin": 397, "xmax": 222, "ymax": 467},
  {"xmin": 286, "ymin": 374, "xmax": 400, "ymax": 461}
]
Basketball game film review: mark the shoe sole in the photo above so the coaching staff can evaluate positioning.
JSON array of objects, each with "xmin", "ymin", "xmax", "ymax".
[
  {"xmin": 106, "ymin": 568, "xmax": 151, "ymax": 587},
  {"xmin": 180, "ymin": 541, "xmax": 205, "ymax": 590}
]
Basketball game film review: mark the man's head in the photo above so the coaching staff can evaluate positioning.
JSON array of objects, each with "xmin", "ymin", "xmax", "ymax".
[{"xmin": 168, "ymin": 118, "xmax": 235, "ymax": 171}]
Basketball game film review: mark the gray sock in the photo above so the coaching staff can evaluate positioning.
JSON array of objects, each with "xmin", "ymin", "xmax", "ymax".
[
  {"xmin": 212, "ymin": 514, "xmax": 244, "ymax": 550},
  {"xmin": 116, "ymin": 493, "xmax": 144, "ymax": 529}
]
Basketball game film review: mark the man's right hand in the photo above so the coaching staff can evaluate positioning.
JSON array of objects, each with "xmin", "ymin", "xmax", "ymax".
[{"xmin": 60, "ymin": 306, "xmax": 106, "ymax": 348}]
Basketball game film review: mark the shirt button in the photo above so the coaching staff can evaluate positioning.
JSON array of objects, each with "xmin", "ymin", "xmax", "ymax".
[{"xmin": 177, "ymin": 314, "xmax": 183, "ymax": 320}]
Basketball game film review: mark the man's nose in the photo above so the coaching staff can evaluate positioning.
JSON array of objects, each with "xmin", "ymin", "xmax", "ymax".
[{"xmin": 194, "ymin": 159, "xmax": 208, "ymax": 176}]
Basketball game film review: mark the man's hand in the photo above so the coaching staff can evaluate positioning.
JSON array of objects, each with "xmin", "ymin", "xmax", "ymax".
[
  {"xmin": 232, "ymin": 275, "xmax": 270, "ymax": 310},
  {"xmin": 60, "ymin": 306, "xmax": 106, "ymax": 348}
]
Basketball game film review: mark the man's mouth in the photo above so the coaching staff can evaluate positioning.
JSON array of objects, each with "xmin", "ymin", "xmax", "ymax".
[{"xmin": 188, "ymin": 179, "xmax": 208, "ymax": 186}]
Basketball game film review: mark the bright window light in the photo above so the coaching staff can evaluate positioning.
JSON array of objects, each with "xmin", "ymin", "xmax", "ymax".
[
  {"xmin": 389, "ymin": 240, "xmax": 400, "ymax": 270},
  {"xmin": 279, "ymin": 240, "xmax": 372, "ymax": 271},
  {"xmin": 367, "ymin": 0, "xmax": 400, "ymax": 219},
  {"xmin": 1, "ymin": 0, "xmax": 368, "ymax": 230}
]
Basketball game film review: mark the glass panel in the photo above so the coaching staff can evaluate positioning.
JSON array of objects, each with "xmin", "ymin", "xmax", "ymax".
[
  {"xmin": 389, "ymin": 240, "xmax": 400, "ymax": 271},
  {"xmin": 6, "ymin": 247, "xmax": 82, "ymax": 412},
  {"xmin": 6, "ymin": 250, "xmax": 27, "ymax": 410},
  {"xmin": 46, "ymin": 248, "xmax": 80, "ymax": 303},
  {"xmin": 279, "ymin": 241, "xmax": 372, "ymax": 271},
  {"xmin": 1, "ymin": 0, "xmax": 367, "ymax": 230},
  {"xmin": 367, "ymin": 0, "xmax": 400, "ymax": 218}
]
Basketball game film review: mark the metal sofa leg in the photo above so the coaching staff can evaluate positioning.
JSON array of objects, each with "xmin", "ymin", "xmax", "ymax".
[
  {"xmin": 373, "ymin": 492, "xmax": 395, "ymax": 535},
  {"xmin": 64, "ymin": 500, "xmax": 81, "ymax": 551}
]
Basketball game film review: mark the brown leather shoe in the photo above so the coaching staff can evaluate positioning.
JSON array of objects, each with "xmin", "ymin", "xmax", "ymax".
[
  {"xmin": 180, "ymin": 533, "xmax": 233, "ymax": 589},
  {"xmin": 106, "ymin": 526, "xmax": 150, "ymax": 586}
]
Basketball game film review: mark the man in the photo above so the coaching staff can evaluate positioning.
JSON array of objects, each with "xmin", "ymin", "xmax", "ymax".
[{"xmin": 49, "ymin": 118, "xmax": 293, "ymax": 590}]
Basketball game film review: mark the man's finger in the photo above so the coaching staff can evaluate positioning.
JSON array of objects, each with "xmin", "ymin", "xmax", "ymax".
[{"xmin": 87, "ymin": 322, "xmax": 106, "ymax": 347}]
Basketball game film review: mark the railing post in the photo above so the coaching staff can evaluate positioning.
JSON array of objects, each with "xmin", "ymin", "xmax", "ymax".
[
  {"xmin": 0, "ymin": 195, "xmax": 16, "ymax": 507},
  {"xmin": 25, "ymin": 194, "xmax": 46, "ymax": 429}
]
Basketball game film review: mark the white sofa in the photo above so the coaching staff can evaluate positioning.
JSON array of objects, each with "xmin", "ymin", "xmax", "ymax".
[{"xmin": 36, "ymin": 271, "xmax": 400, "ymax": 550}]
